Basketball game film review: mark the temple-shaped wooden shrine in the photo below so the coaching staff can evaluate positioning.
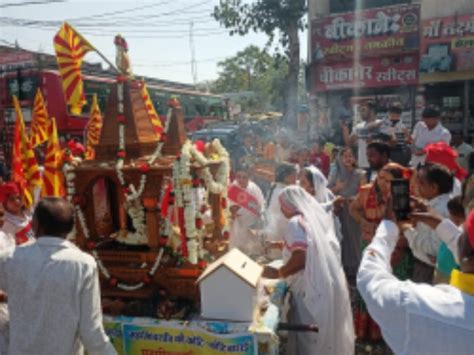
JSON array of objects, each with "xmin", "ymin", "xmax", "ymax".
[{"xmin": 70, "ymin": 75, "xmax": 226, "ymax": 307}]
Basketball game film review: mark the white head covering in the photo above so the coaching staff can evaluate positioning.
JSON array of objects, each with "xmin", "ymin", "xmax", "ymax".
[
  {"xmin": 305, "ymin": 165, "xmax": 335, "ymax": 206},
  {"xmin": 279, "ymin": 186, "xmax": 354, "ymax": 354}
]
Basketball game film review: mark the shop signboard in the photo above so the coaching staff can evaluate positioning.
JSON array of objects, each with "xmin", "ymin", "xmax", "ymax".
[
  {"xmin": 0, "ymin": 51, "xmax": 35, "ymax": 71},
  {"xmin": 420, "ymin": 14, "xmax": 474, "ymax": 73},
  {"xmin": 311, "ymin": 4, "xmax": 420, "ymax": 63},
  {"xmin": 313, "ymin": 55, "xmax": 418, "ymax": 92}
]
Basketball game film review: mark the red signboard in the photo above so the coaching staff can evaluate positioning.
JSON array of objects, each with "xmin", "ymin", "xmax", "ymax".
[
  {"xmin": 311, "ymin": 4, "xmax": 420, "ymax": 62},
  {"xmin": 420, "ymin": 14, "xmax": 474, "ymax": 73},
  {"xmin": 0, "ymin": 51, "xmax": 34, "ymax": 65},
  {"xmin": 313, "ymin": 55, "xmax": 418, "ymax": 92},
  {"xmin": 0, "ymin": 51, "xmax": 35, "ymax": 71}
]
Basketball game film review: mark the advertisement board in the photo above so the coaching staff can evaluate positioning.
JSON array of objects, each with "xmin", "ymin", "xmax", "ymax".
[
  {"xmin": 420, "ymin": 14, "xmax": 474, "ymax": 73},
  {"xmin": 313, "ymin": 55, "xmax": 418, "ymax": 91},
  {"xmin": 0, "ymin": 51, "xmax": 35, "ymax": 71},
  {"xmin": 311, "ymin": 4, "xmax": 420, "ymax": 62}
]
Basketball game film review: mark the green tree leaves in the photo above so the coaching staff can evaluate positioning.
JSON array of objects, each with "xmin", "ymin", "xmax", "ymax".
[
  {"xmin": 211, "ymin": 45, "xmax": 289, "ymax": 113},
  {"xmin": 212, "ymin": 0, "xmax": 307, "ymax": 124}
]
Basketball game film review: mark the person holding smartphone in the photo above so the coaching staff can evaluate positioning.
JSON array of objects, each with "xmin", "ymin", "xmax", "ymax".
[
  {"xmin": 399, "ymin": 164, "xmax": 454, "ymax": 284},
  {"xmin": 357, "ymin": 203, "xmax": 474, "ymax": 354},
  {"xmin": 349, "ymin": 163, "xmax": 414, "ymax": 341}
]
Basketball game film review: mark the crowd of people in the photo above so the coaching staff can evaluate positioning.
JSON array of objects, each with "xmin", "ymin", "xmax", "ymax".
[
  {"xmin": 0, "ymin": 100, "xmax": 473, "ymax": 354},
  {"xmin": 226, "ymin": 102, "xmax": 474, "ymax": 353}
]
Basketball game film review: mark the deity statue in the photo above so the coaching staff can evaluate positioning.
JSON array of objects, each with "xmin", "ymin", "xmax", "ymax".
[{"xmin": 114, "ymin": 34, "xmax": 133, "ymax": 77}]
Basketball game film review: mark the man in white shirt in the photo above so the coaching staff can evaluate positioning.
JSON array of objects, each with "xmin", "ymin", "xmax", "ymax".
[
  {"xmin": 343, "ymin": 101, "xmax": 381, "ymax": 169},
  {"xmin": 452, "ymin": 131, "xmax": 474, "ymax": 171},
  {"xmin": 357, "ymin": 204, "xmax": 474, "ymax": 355},
  {"xmin": 0, "ymin": 197, "xmax": 117, "ymax": 355},
  {"xmin": 411, "ymin": 106, "xmax": 451, "ymax": 167},
  {"xmin": 379, "ymin": 102, "xmax": 411, "ymax": 166}
]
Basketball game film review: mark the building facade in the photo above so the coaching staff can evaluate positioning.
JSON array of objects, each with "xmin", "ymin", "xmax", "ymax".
[{"xmin": 307, "ymin": 0, "xmax": 474, "ymax": 143}]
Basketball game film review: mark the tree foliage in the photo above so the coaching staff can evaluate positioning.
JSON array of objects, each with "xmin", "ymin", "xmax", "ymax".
[
  {"xmin": 213, "ymin": 0, "xmax": 306, "ymax": 49},
  {"xmin": 213, "ymin": 0, "xmax": 307, "ymax": 123},
  {"xmin": 211, "ymin": 45, "xmax": 289, "ymax": 112}
]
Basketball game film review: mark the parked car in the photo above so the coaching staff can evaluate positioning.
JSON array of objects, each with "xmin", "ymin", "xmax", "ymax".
[{"xmin": 190, "ymin": 126, "xmax": 240, "ymax": 153}]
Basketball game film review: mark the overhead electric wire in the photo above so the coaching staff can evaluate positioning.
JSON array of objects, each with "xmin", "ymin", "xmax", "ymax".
[
  {"xmin": 0, "ymin": 0, "xmax": 230, "ymax": 71},
  {"xmin": 0, "ymin": 35, "xmax": 228, "ymax": 67},
  {"xmin": 67, "ymin": 1, "xmax": 174, "ymax": 21},
  {"xmin": 133, "ymin": 56, "xmax": 226, "ymax": 67},
  {"xmin": 68, "ymin": 0, "xmax": 212, "ymax": 22},
  {"xmin": 0, "ymin": 0, "xmax": 67, "ymax": 9},
  {"xmin": 0, "ymin": 16, "xmax": 216, "ymax": 30},
  {"xmin": 0, "ymin": 5, "xmax": 216, "ymax": 30}
]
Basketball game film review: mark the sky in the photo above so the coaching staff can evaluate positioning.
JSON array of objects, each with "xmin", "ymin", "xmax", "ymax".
[{"xmin": 0, "ymin": 0, "xmax": 308, "ymax": 85}]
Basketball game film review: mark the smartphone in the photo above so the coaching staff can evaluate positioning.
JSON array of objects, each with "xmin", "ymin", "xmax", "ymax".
[{"xmin": 391, "ymin": 179, "xmax": 410, "ymax": 220}]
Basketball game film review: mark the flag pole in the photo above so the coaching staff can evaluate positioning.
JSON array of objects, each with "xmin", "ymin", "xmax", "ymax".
[
  {"xmin": 93, "ymin": 48, "xmax": 119, "ymax": 74},
  {"xmin": 66, "ymin": 22, "xmax": 119, "ymax": 74}
]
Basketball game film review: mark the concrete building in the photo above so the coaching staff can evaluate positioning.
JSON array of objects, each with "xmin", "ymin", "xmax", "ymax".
[{"xmin": 307, "ymin": 0, "xmax": 474, "ymax": 142}]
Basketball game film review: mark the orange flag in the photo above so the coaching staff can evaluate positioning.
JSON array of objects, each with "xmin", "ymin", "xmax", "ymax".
[
  {"xmin": 42, "ymin": 116, "xmax": 65, "ymax": 197},
  {"xmin": 30, "ymin": 89, "xmax": 49, "ymax": 147},
  {"xmin": 84, "ymin": 94, "xmax": 102, "ymax": 160},
  {"xmin": 12, "ymin": 96, "xmax": 42, "ymax": 207},
  {"xmin": 141, "ymin": 81, "xmax": 163, "ymax": 137},
  {"xmin": 54, "ymin": 22, "xmax": 94, "ymax": 116}
]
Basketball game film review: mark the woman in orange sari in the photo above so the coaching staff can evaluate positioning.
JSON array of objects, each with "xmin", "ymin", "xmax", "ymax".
[{"xmin": 349, "ymin": 163, "xmax": 414, "ymax": 342}]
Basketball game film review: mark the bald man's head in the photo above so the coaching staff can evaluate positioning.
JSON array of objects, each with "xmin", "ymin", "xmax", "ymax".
[{"xmin": 33, "ymin": 197, "xmax": 75, "ymax": 238}]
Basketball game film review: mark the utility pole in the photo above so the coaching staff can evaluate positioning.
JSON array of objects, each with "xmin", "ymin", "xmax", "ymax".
[{"xmin": 189, "ymin": 21, "xmax": 198, "ymax": 85}]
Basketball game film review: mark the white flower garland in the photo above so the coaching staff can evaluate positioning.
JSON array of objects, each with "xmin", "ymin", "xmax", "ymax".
[
  {"xmin": 172, "ymin": 139, "xmax": 231, "ymax": 263},
  {"xmin": 93, "ymin": 247, "xmax": 164, "ymax": 291},
  {"xmin": 75, "ymin": 205, "xmax": 90, "ymax": 239},
  {"xmin": 63, "ymin": 161, "xmax": 75, "ymax": 202},
  {"xmin": 112, "ymin": 83, "xmax": 172, "ymax": 245},
  {"xmin": 190, "ymin": 139, "xmax": 230, "ymax": 194}
]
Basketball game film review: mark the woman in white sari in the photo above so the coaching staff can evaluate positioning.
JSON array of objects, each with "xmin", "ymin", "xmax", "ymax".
[
  {"xmin": 300, "ymin": 165, "xmax": 344, "ymax": 242},
  {"xmin": 263, "ymin": 186, "xmax": 354, "ymax": 354}
]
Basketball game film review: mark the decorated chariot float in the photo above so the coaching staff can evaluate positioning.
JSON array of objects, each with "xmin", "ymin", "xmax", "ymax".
[{"xmin": 56, "ymin": 27, "xmax": 281, "ymax": 354}]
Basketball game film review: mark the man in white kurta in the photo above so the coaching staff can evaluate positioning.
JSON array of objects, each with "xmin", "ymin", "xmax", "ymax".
[
  {"xmin": 229, "ymin": 171, "xmax": 265, "ymax": 257},
  {"xmin": 357, "ymin": 214, "xmax": 474, "ymax": 354},
  {"xmin": 411, "ymin": 107, "xmax": 451, "ymax": 167},
  {"xmin": 0, "ymin": 197, "xmax": 116, "ymax": 355}
]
